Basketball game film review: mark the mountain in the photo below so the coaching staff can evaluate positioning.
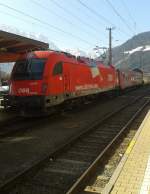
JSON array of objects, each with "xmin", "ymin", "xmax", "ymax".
[{"xmin": 112, "ymin": 31, "xmax": 150, "ymax": 71}]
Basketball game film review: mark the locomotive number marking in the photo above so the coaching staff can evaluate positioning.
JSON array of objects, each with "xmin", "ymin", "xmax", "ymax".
[{"xmin": 18, "ymin": 88, "xmax": 30, "ymax": 94}]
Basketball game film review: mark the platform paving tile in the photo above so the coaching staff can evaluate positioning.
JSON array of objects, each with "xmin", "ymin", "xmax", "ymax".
[{"xmin": 109, "ymin": 110, "xmax": 150, "ymax": 194}]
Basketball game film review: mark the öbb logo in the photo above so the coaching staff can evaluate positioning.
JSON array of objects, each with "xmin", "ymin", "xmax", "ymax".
[{"xmin": 18, "ymin": 88, "xmax": 30, "ymax": 94}]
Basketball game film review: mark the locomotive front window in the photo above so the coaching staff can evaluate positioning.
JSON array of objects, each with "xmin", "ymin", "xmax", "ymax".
[{"xmin": 11, "ymin": 58, "xmax": 46, "ymax": 80}]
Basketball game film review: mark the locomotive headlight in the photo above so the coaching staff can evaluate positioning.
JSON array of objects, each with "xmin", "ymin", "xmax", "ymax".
[{"xmin": 41, "ymin": 83, "xmax": 48, "ymax": 94}]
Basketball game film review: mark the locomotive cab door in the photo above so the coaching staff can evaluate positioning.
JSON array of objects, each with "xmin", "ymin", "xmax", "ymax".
[
  {"xmin": 51, "ymin": 61, "xmax": 64, "ymax": 95},
  {"xmin": 63, "ymin": 62, "xmax": 71, "ymax": 97}
]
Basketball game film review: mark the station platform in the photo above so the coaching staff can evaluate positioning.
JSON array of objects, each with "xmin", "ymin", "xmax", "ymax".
[{"xmin": 103, "ymin": 110, "xmax": 150, "ymax": 194}]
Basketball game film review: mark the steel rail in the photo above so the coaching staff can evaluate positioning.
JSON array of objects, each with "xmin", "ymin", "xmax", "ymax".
[
  {"xmin": 66, "ymin": 99, "xmax": 150, "ymax": 194},
  {"xmin": 0, "ymin": 92, "xmax": 149, "ymax": 193}
]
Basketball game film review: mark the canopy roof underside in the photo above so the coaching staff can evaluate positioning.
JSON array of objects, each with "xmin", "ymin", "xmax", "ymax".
[{"xmin": 0, "ymin": 30, "xmax": 49, "ymax": 63}]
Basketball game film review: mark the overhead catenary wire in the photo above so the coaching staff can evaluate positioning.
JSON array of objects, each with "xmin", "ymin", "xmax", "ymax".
[
  {"xmin": 105, "ymin": 0, "xmax": 135, "ymax": 34},
  {"xmin": 76, "ymin": 0, "xmax": 131, "ymax": 37},
  {"xmin": 0, "ymin": 9, "xmax": 90, "ymax": 51},
  {"xmin": 31, "ymin": 0, "xmax": 102, "ymax": 41},
  {"xmin": 0, "ymin": 0, "xmax": 136, "ymax": 53},
  {"xmin": 77, "ymin": 0, "xmax": 114, "ymax": 26},
  {"xmin": 38, "ymin": 0, "xmax": 131, "ymax": 46},
  {"xmin": 32, "ymin": 0, "xmax": 73, "ymax": 26},
  {"xmin": 121, "ymin": 0, "xmax": 136, "ymax": 24},
  {"xmin": 0, "ymin": 10, "xmax": 36, "ymax": 27},
  {"xmin": 50, "ymin": 0, "xmax": 108, "ymax": 39},
  {"xmin": 0, "ymin": 2, "xmax": 95, "ymax": 47},
  {"xmin": 0, "ymin": 11, "xmax": 61, "ymax": 48},
  {"xmin": 121, "ymin": 0, "xmax": 137, "ymax": 34}
]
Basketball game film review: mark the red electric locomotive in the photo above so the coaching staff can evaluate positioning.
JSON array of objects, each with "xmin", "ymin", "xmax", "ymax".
[
  {"xmin": 3, "ymin": 50, "xmax": 143, "ymax": 115},
  {"xmin": 7, "ymin": 50, "xmax": 118, "ymax": 111}
]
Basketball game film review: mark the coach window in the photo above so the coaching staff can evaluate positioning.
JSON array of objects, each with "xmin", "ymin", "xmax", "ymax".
[{"xmin": 53, "ymin": 62, "xmax": 63, "ymax": 75}]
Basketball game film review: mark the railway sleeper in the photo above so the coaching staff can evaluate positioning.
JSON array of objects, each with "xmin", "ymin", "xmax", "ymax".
[
  {"xmin": 82, "ymin": 136, "xmax": 114, "ymax": 143},
  {"xmin": 45, "ymin": 159, "xmax": 89, "ymax": 173},
  {"xmin": 16, "ymin": 172, "xmax": 76, "ymax": 194},
  {"xmin": 101, "ymin": 123, "xmax": 126, "ymax": 128},
  {"xmin": 92, "ymin": 130, "xmax": 118, "ymax": 135},
  {"xmin": 87, "ymin": 133, "xmax": 119, "ymax": 139},
  {"xmin": 67, "ymin": 150, "xmax": 98, "ymax": 158},
  {"xmin": 74, "ymin": 140, "xmax": 106, "ymax": 148},
  {"xmin": 68, "ymin": 146, "xmax": 102, "ymax": 154},
  {"xmin": 72, "ymin": 144, "xmax": 104, "ymax": 150},
  {"xmin": 59, "ymin": 152, "xmax": 95, "ymax": 162}
]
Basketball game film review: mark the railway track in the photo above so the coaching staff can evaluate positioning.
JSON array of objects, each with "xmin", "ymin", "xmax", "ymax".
[
  {"xmin": 68, "ymin": 99, "xmax": 149, "ymax": 194},
  {"xmin": 0, "ymin": 92, "xmax": 109, "ymax": 138},
  {"xmin": 0, "ymin": 117, "xmax": 25, "ymax": 138},
  {"xmin": 83, "ymin": 104, "xmax": 150, "ymax": 194},
  {"xmin": 0, "ymin": 87, "xmax": 140, "ymax": 139},
  {"xmin": 0, "ymin": 87, "xmax": 149, "ymax": 194}
]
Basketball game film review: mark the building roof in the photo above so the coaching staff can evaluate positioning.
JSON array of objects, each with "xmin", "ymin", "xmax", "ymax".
[{"xmin": 0, "ymin": 30, "xmax": 49, "ymax": 63}]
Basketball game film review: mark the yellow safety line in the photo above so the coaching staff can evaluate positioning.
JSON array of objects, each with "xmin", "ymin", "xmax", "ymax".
[{"xmin": 125, "ymin": 139, "xmax": 136, "ymax": 154}]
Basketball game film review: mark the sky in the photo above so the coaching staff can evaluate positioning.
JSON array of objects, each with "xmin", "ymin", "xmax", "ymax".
[{"xmin": 0, "ymin": 0, "xmax": 150, "ymax": 54}]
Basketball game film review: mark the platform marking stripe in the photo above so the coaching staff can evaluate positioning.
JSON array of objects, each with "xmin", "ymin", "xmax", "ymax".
[
  {"xmin": 140, "ymin": 155, "xmax": 150, "ymax": 194},
  {"xmin": 125, "ymin": 140, "xmax": 136, "ymax": 154}
]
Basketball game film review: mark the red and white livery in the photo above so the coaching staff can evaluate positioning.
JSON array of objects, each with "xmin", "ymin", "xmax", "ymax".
[{"xmin": 6, "ymin": 50, "xmax": 143, "ymax": 111}]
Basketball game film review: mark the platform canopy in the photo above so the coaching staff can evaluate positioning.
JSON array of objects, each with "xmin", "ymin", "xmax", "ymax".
[{"xmin": 0, "ymin": 30, "xmax": 49, "ymax": 63}]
